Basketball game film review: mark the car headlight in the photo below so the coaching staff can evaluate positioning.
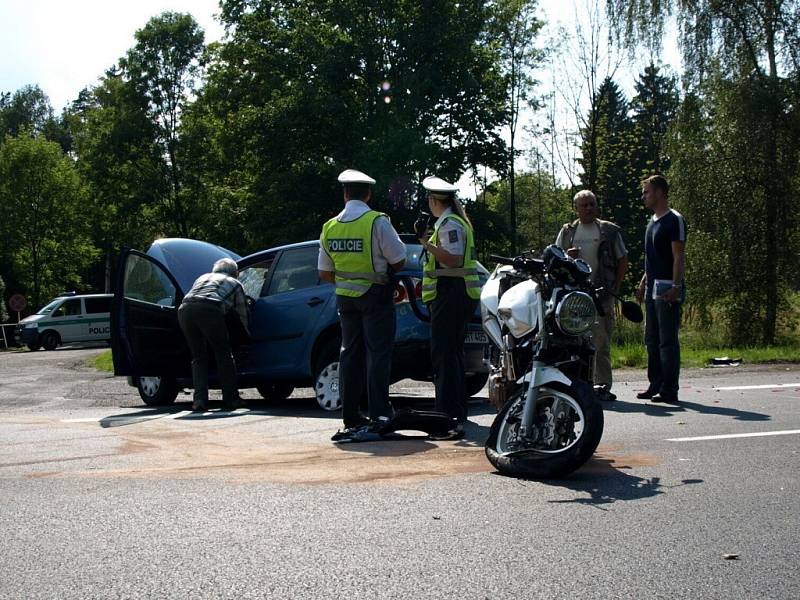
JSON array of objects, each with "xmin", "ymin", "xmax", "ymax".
[
  {"xmin": 555, "ymin": 292, "xmax": 596, "ymax": 335},
  {"xmin": 23, "ymin": 322, "xmax": 38, "ymax": 329}
]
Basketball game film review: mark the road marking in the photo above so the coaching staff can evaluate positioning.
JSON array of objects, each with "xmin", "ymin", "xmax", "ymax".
[
  {"xmin": 713, "ymin": 383, "xmax": 800, "ymax": 391},
  {"xmin": 667, "ymin": 429, "xmax": 800, "ymax": 442}
]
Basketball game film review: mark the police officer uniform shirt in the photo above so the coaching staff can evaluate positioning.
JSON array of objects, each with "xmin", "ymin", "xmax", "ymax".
[
  {"xmin": 317, "ymin": 200, "xmax": 406, "ymax": 272},
  {"xmin": 432, "ymin": 207, "xmax": 466, "ymax": 257}
]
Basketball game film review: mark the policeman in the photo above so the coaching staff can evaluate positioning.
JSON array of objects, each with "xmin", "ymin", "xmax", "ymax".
[
  {"xmin": 178, "ymin": 258, "xmax": 250, "ymax": 412},
  {"xmin": 418, "ymin": 176, "xmax": 481, "ymax": 440},
  {"xmin": 318, "ymin": 169, "xmax": 406, "ymax": 441}
]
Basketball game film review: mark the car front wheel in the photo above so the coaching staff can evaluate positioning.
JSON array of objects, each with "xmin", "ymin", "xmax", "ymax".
[
  {"xmin": 137, "ymin": 376, "xmax": 179, "ymax": 406},
  {"xmin": 41, "ymin": 331, "xmax": 60, "ymax": 351}
]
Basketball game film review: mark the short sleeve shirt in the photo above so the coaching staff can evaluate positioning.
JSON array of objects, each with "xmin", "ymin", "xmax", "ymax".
[
  {"xmin": 434, "ymin": 208, "xmax": 467, "ymax": 257},
  {"xmin": 317, "ymin": 200, "xmax": 406, "ymax": 272},
  {"xmin": 645, "ymin": 209, "xmax": 687, "ymax": 292}
]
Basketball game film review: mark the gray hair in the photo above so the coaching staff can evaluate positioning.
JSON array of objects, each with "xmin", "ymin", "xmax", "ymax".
[
  {"xmin": 212, "ymin": 258, "xmax": 238, "ymax": 276},
  {"xmin": 573, "ymin": 190, "xmax": 597, "ymax": 205}
]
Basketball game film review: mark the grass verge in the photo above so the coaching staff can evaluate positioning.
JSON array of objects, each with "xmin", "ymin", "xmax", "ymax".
[
  {"xmin": 93, "ymin": 350, "xmax": 114, "ymax": 372},
  {"xmin": 612, "ymin": 344, "xmax": 800, "ymax": 369}
]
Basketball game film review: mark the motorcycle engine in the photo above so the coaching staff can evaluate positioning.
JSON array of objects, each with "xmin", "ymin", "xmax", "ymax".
[{"xmin": 488, "ymin": 367, "xmax": 514, "ymax": 410}]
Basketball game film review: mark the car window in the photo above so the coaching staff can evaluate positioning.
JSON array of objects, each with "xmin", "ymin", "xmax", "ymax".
[
  {"xmin": 85, "ymin": 297, "xmax": 111, "ymax": 313},
  {"xmin": 239, "ymin": 256, "xmax": 276, "ymax": 299},
  {"xmin": 124, "ymin": 254, "xmax": 177, "ymax": 306},
  {"xmin": 53, "ymin": 299, "xmax": 81, "ymax": 317},
  {"xmin": 267, "ymin": 247, "xmax": 321, "ymax": 296}
]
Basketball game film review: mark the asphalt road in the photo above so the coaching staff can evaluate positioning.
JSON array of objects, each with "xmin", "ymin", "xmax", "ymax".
[{"xmin": 0, "ymin": 345, "xmax": 798, "ymax": 599}]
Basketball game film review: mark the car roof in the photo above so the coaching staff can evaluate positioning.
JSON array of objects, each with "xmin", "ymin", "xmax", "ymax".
[{"xmin": 146, "ymin": 238, "xmax": 241, "ymax": 293}]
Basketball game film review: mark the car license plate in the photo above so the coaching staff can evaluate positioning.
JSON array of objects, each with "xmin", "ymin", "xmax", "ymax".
[{"xmin": 464, "ymin": 331, "xmax": 488, "ymax": 344}]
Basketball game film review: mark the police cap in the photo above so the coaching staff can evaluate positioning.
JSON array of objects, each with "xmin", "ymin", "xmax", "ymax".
[
  {"xmin": 422, "ymin": 176, "xmax": 458, "ymax": 195},
  {"xmin": 338, "ymin": 169, "xmax": 376, "ymax": 185}
]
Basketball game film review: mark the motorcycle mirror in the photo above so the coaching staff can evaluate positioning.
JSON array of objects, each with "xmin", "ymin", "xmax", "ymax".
[{"xmin": 620, "ymin": 300, "xmax": 644, "ymax": 323}]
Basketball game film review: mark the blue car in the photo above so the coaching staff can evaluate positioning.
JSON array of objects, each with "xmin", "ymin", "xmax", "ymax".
[{"xmin": 112, "ymin": 237, "xmax": 489, "ymax": 410}]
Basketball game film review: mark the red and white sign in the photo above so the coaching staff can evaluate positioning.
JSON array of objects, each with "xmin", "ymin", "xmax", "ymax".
[{"xmin": 8, "ymin": 294, "xmax": 26, "ymax": 313}]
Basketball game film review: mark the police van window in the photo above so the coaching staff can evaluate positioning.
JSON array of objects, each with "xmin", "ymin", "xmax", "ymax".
[
  {"xmin": 239, "ymin": 256, "xmax": 276, "ymax": 299},
  {"xmin": 36, "ymin": 299, "xmax": 62, "ymax": 315},
  {"xmin": 267, "ymin": 247, "xmax": 321, "ymax": 296},
  {"xmin": 85, "ymin": 297, "xmax": 111, "ymax": 314},
  {"xmin": 54, "ymin": 299, "xmax": 81, "ymax": 317},
  {"xmin": 124, "ymin": 255, "xmax": 177, "ymax": 306}
]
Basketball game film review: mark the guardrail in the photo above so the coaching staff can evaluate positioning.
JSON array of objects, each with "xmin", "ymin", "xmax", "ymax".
[{"xmin": 1, "ymin": 323, "xmax": 19, "ymax": 349}]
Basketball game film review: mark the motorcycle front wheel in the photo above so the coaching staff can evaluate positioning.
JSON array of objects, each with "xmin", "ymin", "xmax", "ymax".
[{"xmin": 485, "ymin": 380, "xmax": 603, "ymax": 479}]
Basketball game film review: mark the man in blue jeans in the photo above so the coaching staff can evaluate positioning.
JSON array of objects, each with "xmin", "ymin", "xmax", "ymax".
[{"xmin": 635, "ymin": 175, "xmax": 687, "ymax": 404}]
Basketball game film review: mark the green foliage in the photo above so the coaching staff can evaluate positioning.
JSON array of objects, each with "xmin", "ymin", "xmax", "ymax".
[
  {"xmin": 186, "ymin": 0, "xmax": 511, "ymax": 253},
  {"xmin": 120, "ymin": 11, "xmax": 206, "ymax": 237},
  {"xmin": 0, "ymin": 275, "xmax": 8, "ymax": 322},
  {"xmin": 0, "ymin": 134, "xmax": 98, "ymax": 308},
  {"xmin": 479, "ymin": 170, "xmax": 571, "ymax": 259}
]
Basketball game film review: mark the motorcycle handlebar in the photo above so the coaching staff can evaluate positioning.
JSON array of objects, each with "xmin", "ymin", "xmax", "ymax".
[{"xmin": 490, "ymin": 254, "xmax": 544, "ymax": 273}]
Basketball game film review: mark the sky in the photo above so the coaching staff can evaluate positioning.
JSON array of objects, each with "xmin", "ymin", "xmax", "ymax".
[{"xmin": 0, "ymin": 0, "xmax": 681, "ymax": 192}]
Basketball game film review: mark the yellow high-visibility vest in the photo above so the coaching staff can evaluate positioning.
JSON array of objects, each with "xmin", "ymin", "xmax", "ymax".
[{"xmin": 321, "ymin": 210, "xmax": 388, "ymax": 297}]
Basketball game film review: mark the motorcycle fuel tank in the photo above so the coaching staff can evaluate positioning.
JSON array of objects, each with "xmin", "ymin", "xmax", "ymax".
[{"xmin": 496, "ymin": 279, "xmax": 542, "ymax": 338}]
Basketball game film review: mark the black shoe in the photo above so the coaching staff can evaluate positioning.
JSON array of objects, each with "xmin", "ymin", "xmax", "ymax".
[
  {"xmin": 429, "ymin": 423, "xmax": 465, "ymax": 441},
  {"xmin": 192, "ymin": 401, "xmax": 207, "ymax": 412},
  {"xmin": 651, "ymin": 393, "xmax": 679, "ymax": 404},
  {"xmin": 636, "ymin": 389, "xmax": 658, "ymax": 400},
  {"xmin": 223, "ymin": 396, "xmax": 247, "ymax": 410},
  {"xmin": 594, "ymin": 385, "xmax": 616, "ymax": 402}
]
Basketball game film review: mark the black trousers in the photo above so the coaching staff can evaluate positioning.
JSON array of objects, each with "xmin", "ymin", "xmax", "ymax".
[
  {"xmin": 178, "ymin": 301, "xmax": 238, "ymax": 405},
  {"xmin": 644, "ymin": 298, "xmax": 682, "ymax": 398},
  {"xmin": 429, "ymin": 278, "xmax": 478, "ymax": 423},
  {"xmin": 336, "ymin": 284, "xmax": 396, "ymax": 427}
]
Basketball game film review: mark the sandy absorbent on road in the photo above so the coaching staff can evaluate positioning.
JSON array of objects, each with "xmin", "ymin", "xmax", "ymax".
[{"xmin": 11, "ymin": 417, "xmax": 660, "ymax": 486}]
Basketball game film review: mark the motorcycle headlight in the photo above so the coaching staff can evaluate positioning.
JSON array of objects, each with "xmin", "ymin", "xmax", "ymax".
[{"xmin": 555, "ymin": 292, "xmax": 596, "ymax": 335}]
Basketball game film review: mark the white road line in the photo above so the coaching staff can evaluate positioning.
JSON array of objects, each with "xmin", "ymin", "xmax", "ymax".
[
  {"xmin": 667, "ymin": 429, "xmax": 800, "ymax": 442},
  {"xmin": 713, "ymin": 383, "xmax": 800, "ymax": 391}
]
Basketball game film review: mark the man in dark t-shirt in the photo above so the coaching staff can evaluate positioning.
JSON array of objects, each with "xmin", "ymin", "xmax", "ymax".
[{"xmin": 635, "ymin": 175, "xmax": 687, "ymax": 403}]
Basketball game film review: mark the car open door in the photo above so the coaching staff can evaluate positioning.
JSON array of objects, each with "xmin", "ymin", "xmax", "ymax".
[{"xmin": 111, "ymin": 249, "xmax": 190, "ymax": 378}]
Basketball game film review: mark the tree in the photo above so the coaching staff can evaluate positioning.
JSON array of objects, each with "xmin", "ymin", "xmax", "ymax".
[
  {"xmin": 68, "ymin": 71, "xmax": 166, "ymax": 292},
  {"xmin": 120, "ymin": 12, "xmax": 205, "ymax": 237},
  {"xmin": 0, "ymin": 276, "xmax": 8, "ymax": 323},
  {"xmin": 607, "ymin": 0, "xmax": 800, "ymax": 343},
  {"xmin": 0, "ymin": 135, "xmax": 97, "ymax": 308},
  {"xmin": 492, "ymin": 0, "xmax": 544, "ymax": 254},
  {"xmin": 0, "ymin": 85, "xmax": 71, "ymax": 150},
  {"xmin": 186, "ymin": 0, "xmax": 510, "ymax": 253}
]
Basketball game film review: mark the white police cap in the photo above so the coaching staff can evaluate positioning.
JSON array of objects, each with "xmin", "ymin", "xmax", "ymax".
[
  {"xmin": 422, "ymin": 176, "xmax": 458, "ymax": 194},
  {"xmin": 338, "ymin": 169, "xmax": 376, "ymax": 185}
]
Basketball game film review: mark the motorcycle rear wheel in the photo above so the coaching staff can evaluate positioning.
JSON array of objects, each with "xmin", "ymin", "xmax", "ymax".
[{"xmin": 485, "ymin": 380, "xmax": 603, "ymax": 479}]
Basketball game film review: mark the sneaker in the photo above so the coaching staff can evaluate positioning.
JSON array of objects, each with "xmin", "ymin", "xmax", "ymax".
[
  {"xmin": 331, "ymin": 423, "xmax": 385, "ymax": 444},
  {"xmin": 636, "ymin": 389, "xmax": 658, "ymax": 400},
  {"xmin": 429, "ymin": 422, "xmax": 465, "ymax": 441},
  {"xmin": 331, "ymin": 426, "xmax": 362, "ymax": 442}
]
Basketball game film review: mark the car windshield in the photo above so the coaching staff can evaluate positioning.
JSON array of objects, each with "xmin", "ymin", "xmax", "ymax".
[{"xmin": 36, "ymin": 299, "xmax": 62, "ymax": 315}]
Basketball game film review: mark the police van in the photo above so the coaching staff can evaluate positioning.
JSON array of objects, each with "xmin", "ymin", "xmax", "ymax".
[{"xmin": 15, "ymin": 293, "xmax": 113, "ymax": 351}]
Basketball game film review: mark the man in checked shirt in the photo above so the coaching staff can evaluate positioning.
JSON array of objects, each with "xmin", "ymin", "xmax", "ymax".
[{"xmin": 178, "ymin": 258, "xmax": 250, "ymax": 412}]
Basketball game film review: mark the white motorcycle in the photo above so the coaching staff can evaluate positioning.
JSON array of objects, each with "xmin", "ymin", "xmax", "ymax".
[{"xmin": 481, "ymin": 245, "xmax": 642, "ymax": 478}]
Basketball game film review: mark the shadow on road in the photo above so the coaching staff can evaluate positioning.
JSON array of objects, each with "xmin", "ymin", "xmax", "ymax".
[
  {"xmin": 541, "ymin": 457, "xmax": 704, "ymax": 508},
  {"xmin": 602, "ymin": 398, "xmax": 770, "ymax": 421}
]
